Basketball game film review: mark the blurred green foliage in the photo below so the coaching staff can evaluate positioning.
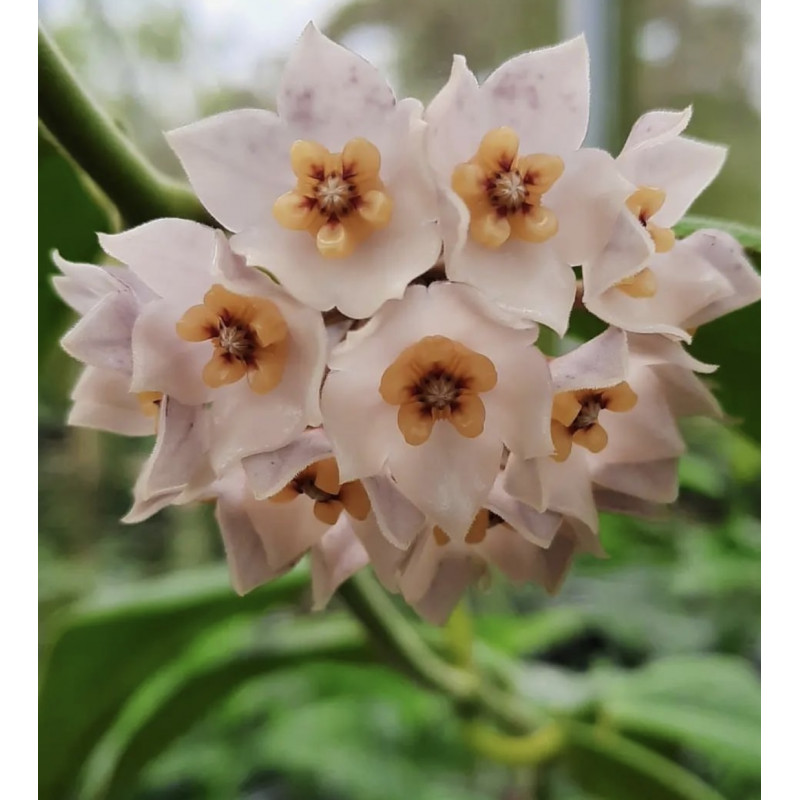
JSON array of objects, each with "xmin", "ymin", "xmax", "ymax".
[{"xmin": 39, "ymin": 2, "xmax": 760, "ymax": 799}]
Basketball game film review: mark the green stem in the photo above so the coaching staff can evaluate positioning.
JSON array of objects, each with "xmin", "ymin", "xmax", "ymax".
[
  {"xmin": 38, "ymin": 26, "xmax": 212, "ymax": 227},
  {"xmin": 463, "ymin": 721, "xmax": 565, "ymax": 767},
  {"xmin": 337, "ymin": 572, "xmax": 537, "ymax": 733}
]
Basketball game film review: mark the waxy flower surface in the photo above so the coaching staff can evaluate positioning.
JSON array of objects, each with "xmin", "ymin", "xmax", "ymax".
[
  {"xmin": 98, "ymin": 219, "xmax": 326, "ymax": 470},
  {"xmin": 167, "ymin": 24, "xmax": 441, "ymax": 319},
  {"xmin": 425, "ymin": 38, "xmax": 631, "ymax": 334},
  {"xmin": 322, "ymin": 282, "xmax": 553, "ymax": 539},
  {"xmin": 52, "ymin": 23, "xmax": 761, "ymax": 625}
]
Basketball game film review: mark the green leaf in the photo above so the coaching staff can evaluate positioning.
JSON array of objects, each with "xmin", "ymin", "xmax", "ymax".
[
  {"xmin": 38, "ymin": 565, "xmax": 309, "ymax": 800},
  {"xmin": 564, "ymin": 721, "xmax": 727, "ymax": 800},
  {"xmin": 98, "ymin": 616, "xmax": 366, "ymax": 800},
  {"xmin": 598, "ymin": 656, "xmax": 760, "ymax": 776},
  {"xmin": 474, "ymin": 608, "xmax": 588, "ymax": 656}
]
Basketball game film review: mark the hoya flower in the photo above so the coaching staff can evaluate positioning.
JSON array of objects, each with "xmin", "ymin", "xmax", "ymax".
[
  {"xmin": 424, "ymin": 38, "xmax": 631, "ymax": 333},
  {"xmin": 321, "ymin": 282, "xmax": 553, "ymax": 540},
  {"xmin": 581, "ymin": 109, "xmax": 745, "ymax": 339},
  {"xmin": 227, "ymin": 428, "xmax": 386, "ymax": 607},
  {"xmin": 167, "ymin": 23, "xmax": 441, "ymax": 318},
  {"xmin": 504, "ymin": 327, "xmax": 721, "ymax": 522},
  {"xmin": 396, "ymin": 478, "xmax": 600, "ymax": 624},
  {"xmin": 97, "ymin": 219, "xmax": 326, "ymax": 471}
]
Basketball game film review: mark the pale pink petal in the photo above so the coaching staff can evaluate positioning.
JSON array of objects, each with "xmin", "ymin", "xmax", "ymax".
[
  {"xmin": 362, "ymin": 474, "xmax": 426, "ymax": 549},
  {"xmin": 524, "ymin": 521, "xmax": 586, "ymax": 595},
  {"xmin": 390, "ymin": 423, "xmax": 503, "ymax": 541},
  {"xmin": 549, "ymin": 327, "xmax": 629, "ymax": 393},
  {"xmin": 424, "ymin": 56, "xmax": 484, "ymax": 184},
  {"xmin": 167, "ymin": 110, "xmax": 292, "ymax": 234},
  {"xmin": 597, "ymin": 370, "xmax": 686, "ymax": 463},
  {"xmin": 653, "ymin": 365, "xmax": 723, "ymax": 419},
  {"xmin": 123, "ymin": 399, "xmax": 213, "ymax": 523},
  {"xmin": 482, "ymin": 36, "xmax": 589, "ymax": 155},
  {"xmin": 620, "ymin": 108, "xmax": 692, "ymax": 154},
  {"xmin": 626, "ymin": 332, "xmax": 717, "ymax": 374},
  {"xmin": 504, "ymin": 452, "xmax": 598, "ymax": 534},
  {"xmin": 241, "ymin": 492, "xmax": 327, "ymax": 570},
  {"xmin": 215, "ymin": 477, "xmax": 285, "ymax": 595},
  {"xmin": 51, "ymin": 253, "xmax": 126, "ymax": 314},
  {"xmin": 130, "ymin": 299, "xmax": 212, "ymax": 405},
  {"xmin": 549, "ymin": 149, "xmax": 633, "ymax": 266},
  {"xmin": 593, "ymin": 489, "xmax": 664, "ymax": 519},
  {"xmin": 68, "ymin": 366, "xmax": 152, "ymax": 437},
  {"xmin": 320, "ymin": 368, "xmax": 397, "ymax": 481},
  {"xmin": 99, "ymin": 219, "xmax": 216, "ymax": 302},
  {"xmin": 242, "ymin": 428, "xmax": 333, "ymax": 500},
  {"xmin": 584, "ymin": 239, "xmax": 732, "ymax": 340},
  {"xmin": 310, "ymin": 515, "xmax": 370, "ymax": 610},
  {"xmin": 277, "ymin": 23, "xmax": 396, "ymax": 146},
  {"xmin": 477, "ymin": 524, "xmax": 551, "ymax": 584},
  {"xmin": 410, "ymin": 555, "xmax": 481, "ymax": 625},
  {"xmin": 679, "ymin": 230, "xmax": 761, "ymax": 329},
  {"xmin": 486, "ymin": 482, "xmax": 562, "ymax": 548},
  {"xmin": 618, "ymin": 136, "xmax": 727, "ymax": 227},
  {"xmin": 353, "ymin": 515, "xmax": 407, "ymax": 592},
  {"xmin": 582, "ymin": 209, "xmax": 654, "ymax": 297},
  {"xmin": 445, "ymin": 234, "xmax": 576, "ymax": 334},
  {"xmin": 591, "ymin": 458, "xmax": 680, "ymax": 504},
  {"xmin": 483, "ymin": 338, "xmax": 554, "ymax": 459},
  {"xmin": 60, "ymin": 289, "xmax": 140, "ymax": 374}
]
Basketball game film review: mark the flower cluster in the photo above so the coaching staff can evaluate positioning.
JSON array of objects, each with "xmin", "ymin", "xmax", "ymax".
[{"xmin": 54, "ymin": 24, "xmax": 760, "ymax": 624}]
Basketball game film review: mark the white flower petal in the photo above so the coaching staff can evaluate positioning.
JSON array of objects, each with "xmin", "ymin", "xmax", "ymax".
[
  {"xmin": 523, "ymin": 522, "xmax": 585, "ymax": 595},
  {"xmin": 51, "ymin": 253, "xmax": 126, "ymax": 314},
  {"xmin": 653, "ymin": 364, "xmax": 723, "ymax": 419},
  {"xmin": 486, "ymin": 482, "xmax": 561, "ymax": 548},
  {"xmin": 242, "ymin": 492, "xmax": 327, "ymax": 571},
  {"xmin": 549, "ymin": 327, "xmax": 629, "ymax": 393},
  {"xmin": 482, "ymin": 35, "xmax": 590, "ymax": 155},
  {"xmin": 477, "ymin": 525, "xmax": 552, "ymax": 584},
  {"xmin": 99, "ymin": 219, "xmax": 217, "ymax": 301},
  {"xmin": 549, "ymin": 149, "xmax": 634, "ymax": 266},
  {"xmin": 620, "ymin": 107, "xmax": 692, "ymax": 154},
  {"xmin": 60, "ymin": 289, "xmax": 140, "ymax": 374},
  {"xmin": 215, "ymin": 476, "xmax": 285, "ymax": 595},
  {"xmin": 424, "ymin": 56, "xmax": 484, "ymax": 184},
  {"xmin": 591, "ymin": 458, "xmax": 680, "ymax": 504},
  {"xmin": 277, "ymin": 23, "xmax": 395, "ymax": 146},
  {"xmin": 389, "ymin": 422, "xmax": 503, "ymax": 540},
  {"xmin": 362, "ymin": 474, "xmax": 426, "ymax": 550},
  {"xmin": 353, "ymin": 516, "xmax": 406, "ymax": 592},
  {"xmin": 310, "ymin": 515, "xmax": 370, "ymax": 610},
  {"xmin": 242, "ymin": 428, "xmax": 333, "ymax": 500},
  {"xmin": 130, "ymin": 299, "xmax": 212, "ymax": 405},
  {"xmin": 167, "ymin": 110, "xmax": 292, "ymax": 233},
  {"xmin": 627, "ymin": 332, "xmax": 717, "ymax": 374},
  {"xmin": 584, "ymin": 240, "xmax": 732, "ymax": 340},
  {"xmin": 582, "ymin": 209, "xmax": 654, "ymax": 297},
  {"xmin": 411, "ymin": 556, "xmax": 481, "ymax": 625},
  {"xmin": 679, "ymin": 230, "xmax": 761, "ymax": 329},
  {"xmin": 619, "ymin": 135, "xmax": 727, "ymax": 227},
  {"xmin": 68, "ymin": 366, "xmax": 152, "ymax": 436},
  {"xmin": 446, "ymin": 233, "xmax": 576, "ymax": 334},
  {"xmin": 593, "ymin": 489, "xmax": 663, "ymax": 519},
  {"xmin": 123, "ymin": 398, "xmax": 212, "ymax": 523}
]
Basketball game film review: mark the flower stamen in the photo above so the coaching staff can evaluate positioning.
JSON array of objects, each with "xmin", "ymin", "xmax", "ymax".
[
  {"xmin": 176, "ymin": 284, "xmax": 289, "ymax": 394},
  {"xmin": 550, "ymin": 382, "xmax": 638, "ymax": 461},
  {"xmin": 380, "ymin": 335, "xmax": 497, "ymax": 446},
  {"xmin": 273, "ymin": 137, "xmax": 393, "ymax": 258},
  {"xmin": 451, "ymin": 127, "xmax": 563, "ymax": 249}
]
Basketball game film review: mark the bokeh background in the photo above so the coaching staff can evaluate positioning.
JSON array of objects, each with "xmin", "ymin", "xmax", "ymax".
[{"xmin": 39, "ymin": 1, "xmax": 761, "ymax": 799}]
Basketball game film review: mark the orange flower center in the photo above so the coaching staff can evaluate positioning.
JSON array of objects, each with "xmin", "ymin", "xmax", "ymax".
[
  {"xmin": 379, "ymin": 335, "xmax": 498, "ymax": 446},
  {"xmin": 451, "ymin": 126, "xmax": 564, "ymax": 249},
  {"xmin": 176, "ymin": 284, "xmax": 289, "ymax": 395},
  {"xmin": 273, "ymin": 137, "xmax": 393, "ymax": 258},
  {"xmin": 550, "ymin": 381, "xmax": 638, "ymax": 462},
  {"xmin": 269, "ymin": 457, "xmax": 371, "ymax": 526},
  {"xmin": 615, "ymin": 186, "xmax": 677, "ymax": 298}
]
